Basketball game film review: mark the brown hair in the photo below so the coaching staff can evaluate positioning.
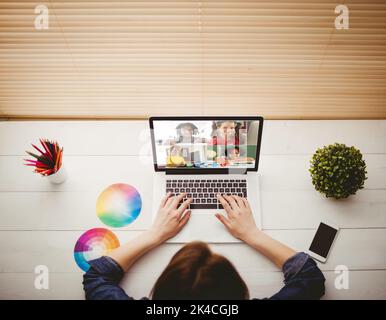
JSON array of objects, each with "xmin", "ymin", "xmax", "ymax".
[{"xmin": 151, "ymin": 241, "xmax": 249, "ymax": 300}]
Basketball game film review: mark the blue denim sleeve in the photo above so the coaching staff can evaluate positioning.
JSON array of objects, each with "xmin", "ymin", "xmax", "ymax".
[
  {"xmin": 82, "ymin": 256, "xmax": 132, "ymax": 300},
  {"xmin": 268, "ymin": 252, "xmax": 325, "ymax": 300}
]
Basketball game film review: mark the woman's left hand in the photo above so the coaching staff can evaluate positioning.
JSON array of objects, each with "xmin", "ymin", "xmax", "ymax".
[{"xmin": 149, "ymin": 193, "xmax": 192, "ymax": 243}]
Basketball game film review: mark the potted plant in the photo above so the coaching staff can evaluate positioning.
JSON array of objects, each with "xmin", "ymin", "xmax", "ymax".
[{"xmin": 309, "ymin": 143, "xmax": 367, "ymax": 199}]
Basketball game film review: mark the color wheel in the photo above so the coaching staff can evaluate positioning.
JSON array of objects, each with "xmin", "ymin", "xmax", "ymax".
[
  {"xmin": 74, "ymin": 228, "xmax": 120, "ymax": 272},
  {"xmin": 96, "ymin": 183, "xmax": 142, "ymax": 227}
]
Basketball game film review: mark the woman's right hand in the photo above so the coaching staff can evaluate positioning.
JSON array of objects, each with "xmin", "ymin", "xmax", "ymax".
[
  {"xmin": 215, "ymin": 194, "xmax": 261, "ymax": 243},
  {"xmin": 149, "ymin": 192, "xmax": 192, "ymax": 243}
]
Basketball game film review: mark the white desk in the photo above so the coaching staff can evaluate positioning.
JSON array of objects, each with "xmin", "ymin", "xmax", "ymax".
[{"xmin": 0, "ymin": 120, "xmax": 385, "ymax": 300}]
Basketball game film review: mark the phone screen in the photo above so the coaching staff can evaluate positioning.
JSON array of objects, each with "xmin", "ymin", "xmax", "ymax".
[{"xmin": 309, "ymin": 223, "xmax": 338, "ymax": 258}]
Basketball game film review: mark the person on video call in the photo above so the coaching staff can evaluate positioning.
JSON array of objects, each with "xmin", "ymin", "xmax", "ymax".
[
  {"xmin": 164, "ymin": 122, "xmax": 203, "ymax": 167},
  {"xmin": 83, "ymin": 193, "xmax": 325, "ymax": 300},
  {"xmin": 209, "ymin": 120, "xmax": 256, "ymax": 167},
  {"xmin": 165, "ymin": 122, "xmax": 201, "ymax": 145},
  {"xmin": 210, "ymin": 120, "xmax": 240, "ymax": 146}
]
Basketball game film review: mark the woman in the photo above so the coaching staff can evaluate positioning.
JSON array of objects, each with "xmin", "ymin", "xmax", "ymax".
[
  {"xmin": 164, "ymin": 122, "xmax": 200, "ymax": 145},
  {"xmin": 210, "ymin": 120, "xmax": 240, "ymax": 146},
  {"xmin": 209, "ymin": 120, "xmax": 242, "ymax": 167},
  {"xmin": 83, "ymin": 193, "xmax": 325, "ymax": 300},
  {"xmin": 164, "ymin": 122, "xmax": 204, "ymax": 167},
  {"xmin": 175, "ymin": 122, "xmax": 198, "ymax": 143}
]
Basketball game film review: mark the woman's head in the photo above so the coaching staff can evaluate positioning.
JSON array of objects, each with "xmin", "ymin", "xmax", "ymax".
[
  {"xmin": 175, "ymin": 122, "xmax": 198, "ymax": 142},
  {"xmin": 212, "ymin": 121, "xmax": 240, "ymax": 140},
  {"xmin": 151, "ymin": 241, "xmax": 249, "ymax": 300},
  {"xmin": 217, "ymin": 120, "xmax": 236, "ymax": 132}
]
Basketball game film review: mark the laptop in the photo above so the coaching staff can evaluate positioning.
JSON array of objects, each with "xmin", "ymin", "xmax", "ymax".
[{"xmin": 150, "ymin": 116, "xmax": 264, "ymax": 243}]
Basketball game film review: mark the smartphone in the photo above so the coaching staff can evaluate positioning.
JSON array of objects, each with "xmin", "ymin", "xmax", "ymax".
[{"xmin": 308, "ymin": 222, "xmax": 339, "ymax": 263}]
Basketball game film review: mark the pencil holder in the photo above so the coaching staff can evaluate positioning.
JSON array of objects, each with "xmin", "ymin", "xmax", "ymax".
[
  {"xmin": 25, "ymin": 138, "xmax": 65, "ymax": 184},
  {"xmin": 46, "ymin": 164, "xmax": 67, "ymax": 184}
]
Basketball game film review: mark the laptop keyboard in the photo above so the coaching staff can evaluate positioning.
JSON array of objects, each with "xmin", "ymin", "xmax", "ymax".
[{"xmin": 166, "ymin": 178, "xmax": 247, "ymax": 209}]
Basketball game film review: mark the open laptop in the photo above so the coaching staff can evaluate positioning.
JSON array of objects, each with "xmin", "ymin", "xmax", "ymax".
[{"xmin": 150, "ymin": 116, "xmax": 264, "ymax": 243}]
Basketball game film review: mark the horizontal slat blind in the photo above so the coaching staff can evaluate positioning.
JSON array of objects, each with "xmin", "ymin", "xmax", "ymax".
[{"xmin": 0, "ymin": 0, "xmax": 385, "ymax": 119}]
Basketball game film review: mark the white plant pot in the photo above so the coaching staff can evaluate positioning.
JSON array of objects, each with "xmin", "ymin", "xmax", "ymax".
[{"xmin": 46, "ymin": 165, "xmax": 67, "ymax": 184}]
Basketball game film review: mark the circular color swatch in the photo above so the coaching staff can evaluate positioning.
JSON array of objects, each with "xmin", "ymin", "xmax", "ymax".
[
  {"xmin": 96, "ymin": 183, "xmax": 142, "ymax": 227},
  {"xmin": 74, "ymin": 228, "xmax": 120, "ymax": 272}
]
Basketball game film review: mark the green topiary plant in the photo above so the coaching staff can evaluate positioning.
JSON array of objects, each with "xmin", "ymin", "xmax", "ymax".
[{"xmin": 309, "ymin": 143, "xmax": 367, "ymax": 199}]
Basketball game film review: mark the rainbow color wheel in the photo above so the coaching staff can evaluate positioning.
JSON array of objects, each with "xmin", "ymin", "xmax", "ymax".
[
  {"xmin": 96, "ymin": 183, "xmax": 142, "ymax": 227},
  {"xmin": 74, "ymin": 228, "xmax": 120, "ymax": 272}
]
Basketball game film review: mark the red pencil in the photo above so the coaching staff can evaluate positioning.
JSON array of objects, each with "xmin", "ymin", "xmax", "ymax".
[{"xmin": 26, "ymin": 139, "xmax": 63, "ymax": 177}]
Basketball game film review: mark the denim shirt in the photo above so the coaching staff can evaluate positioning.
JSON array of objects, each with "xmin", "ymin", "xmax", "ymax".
[{"xmin": 83, "ymin": 252, "xmax": 325, "ymax": 300}]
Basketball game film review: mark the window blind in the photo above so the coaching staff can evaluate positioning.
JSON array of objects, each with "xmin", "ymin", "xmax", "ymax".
[{"xmin": 0, "ymin": 0, "xmax": 385, "ymax": 119}]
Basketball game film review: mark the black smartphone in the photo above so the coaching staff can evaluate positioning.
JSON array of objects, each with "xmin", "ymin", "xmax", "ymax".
[{"xmin": 308, "ymin": 222, "xmax": 339, "ymax": 263}]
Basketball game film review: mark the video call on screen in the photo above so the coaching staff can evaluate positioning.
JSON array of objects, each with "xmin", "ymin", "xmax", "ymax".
[
  {"xmin": 152, "ymin": 120, "xmax": 260, "ymax": 169},
  {"xmin": 309, "ymin": 223, "xmax": 338, "ymax": 258}
]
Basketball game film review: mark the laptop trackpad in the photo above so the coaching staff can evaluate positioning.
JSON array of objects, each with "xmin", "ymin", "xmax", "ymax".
[{"xmin": 188, "ymin": 212, "xmax": 239, "ymax": 243}]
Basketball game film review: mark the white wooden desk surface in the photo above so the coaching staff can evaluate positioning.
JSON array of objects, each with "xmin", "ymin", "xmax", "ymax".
[{"xmin": 0, "ymin": 120, "xmax": 385, "ymax": 300}]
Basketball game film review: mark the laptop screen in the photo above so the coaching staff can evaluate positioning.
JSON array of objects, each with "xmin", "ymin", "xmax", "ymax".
[{"xmin": 150, "ymin": 117, "xmax": 263, "ymax": 171}]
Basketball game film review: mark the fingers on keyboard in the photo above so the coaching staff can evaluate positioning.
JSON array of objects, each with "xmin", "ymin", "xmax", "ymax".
[{"xmin": 166, "ymin": 179, "xmax": 247, "ymax": 209}]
